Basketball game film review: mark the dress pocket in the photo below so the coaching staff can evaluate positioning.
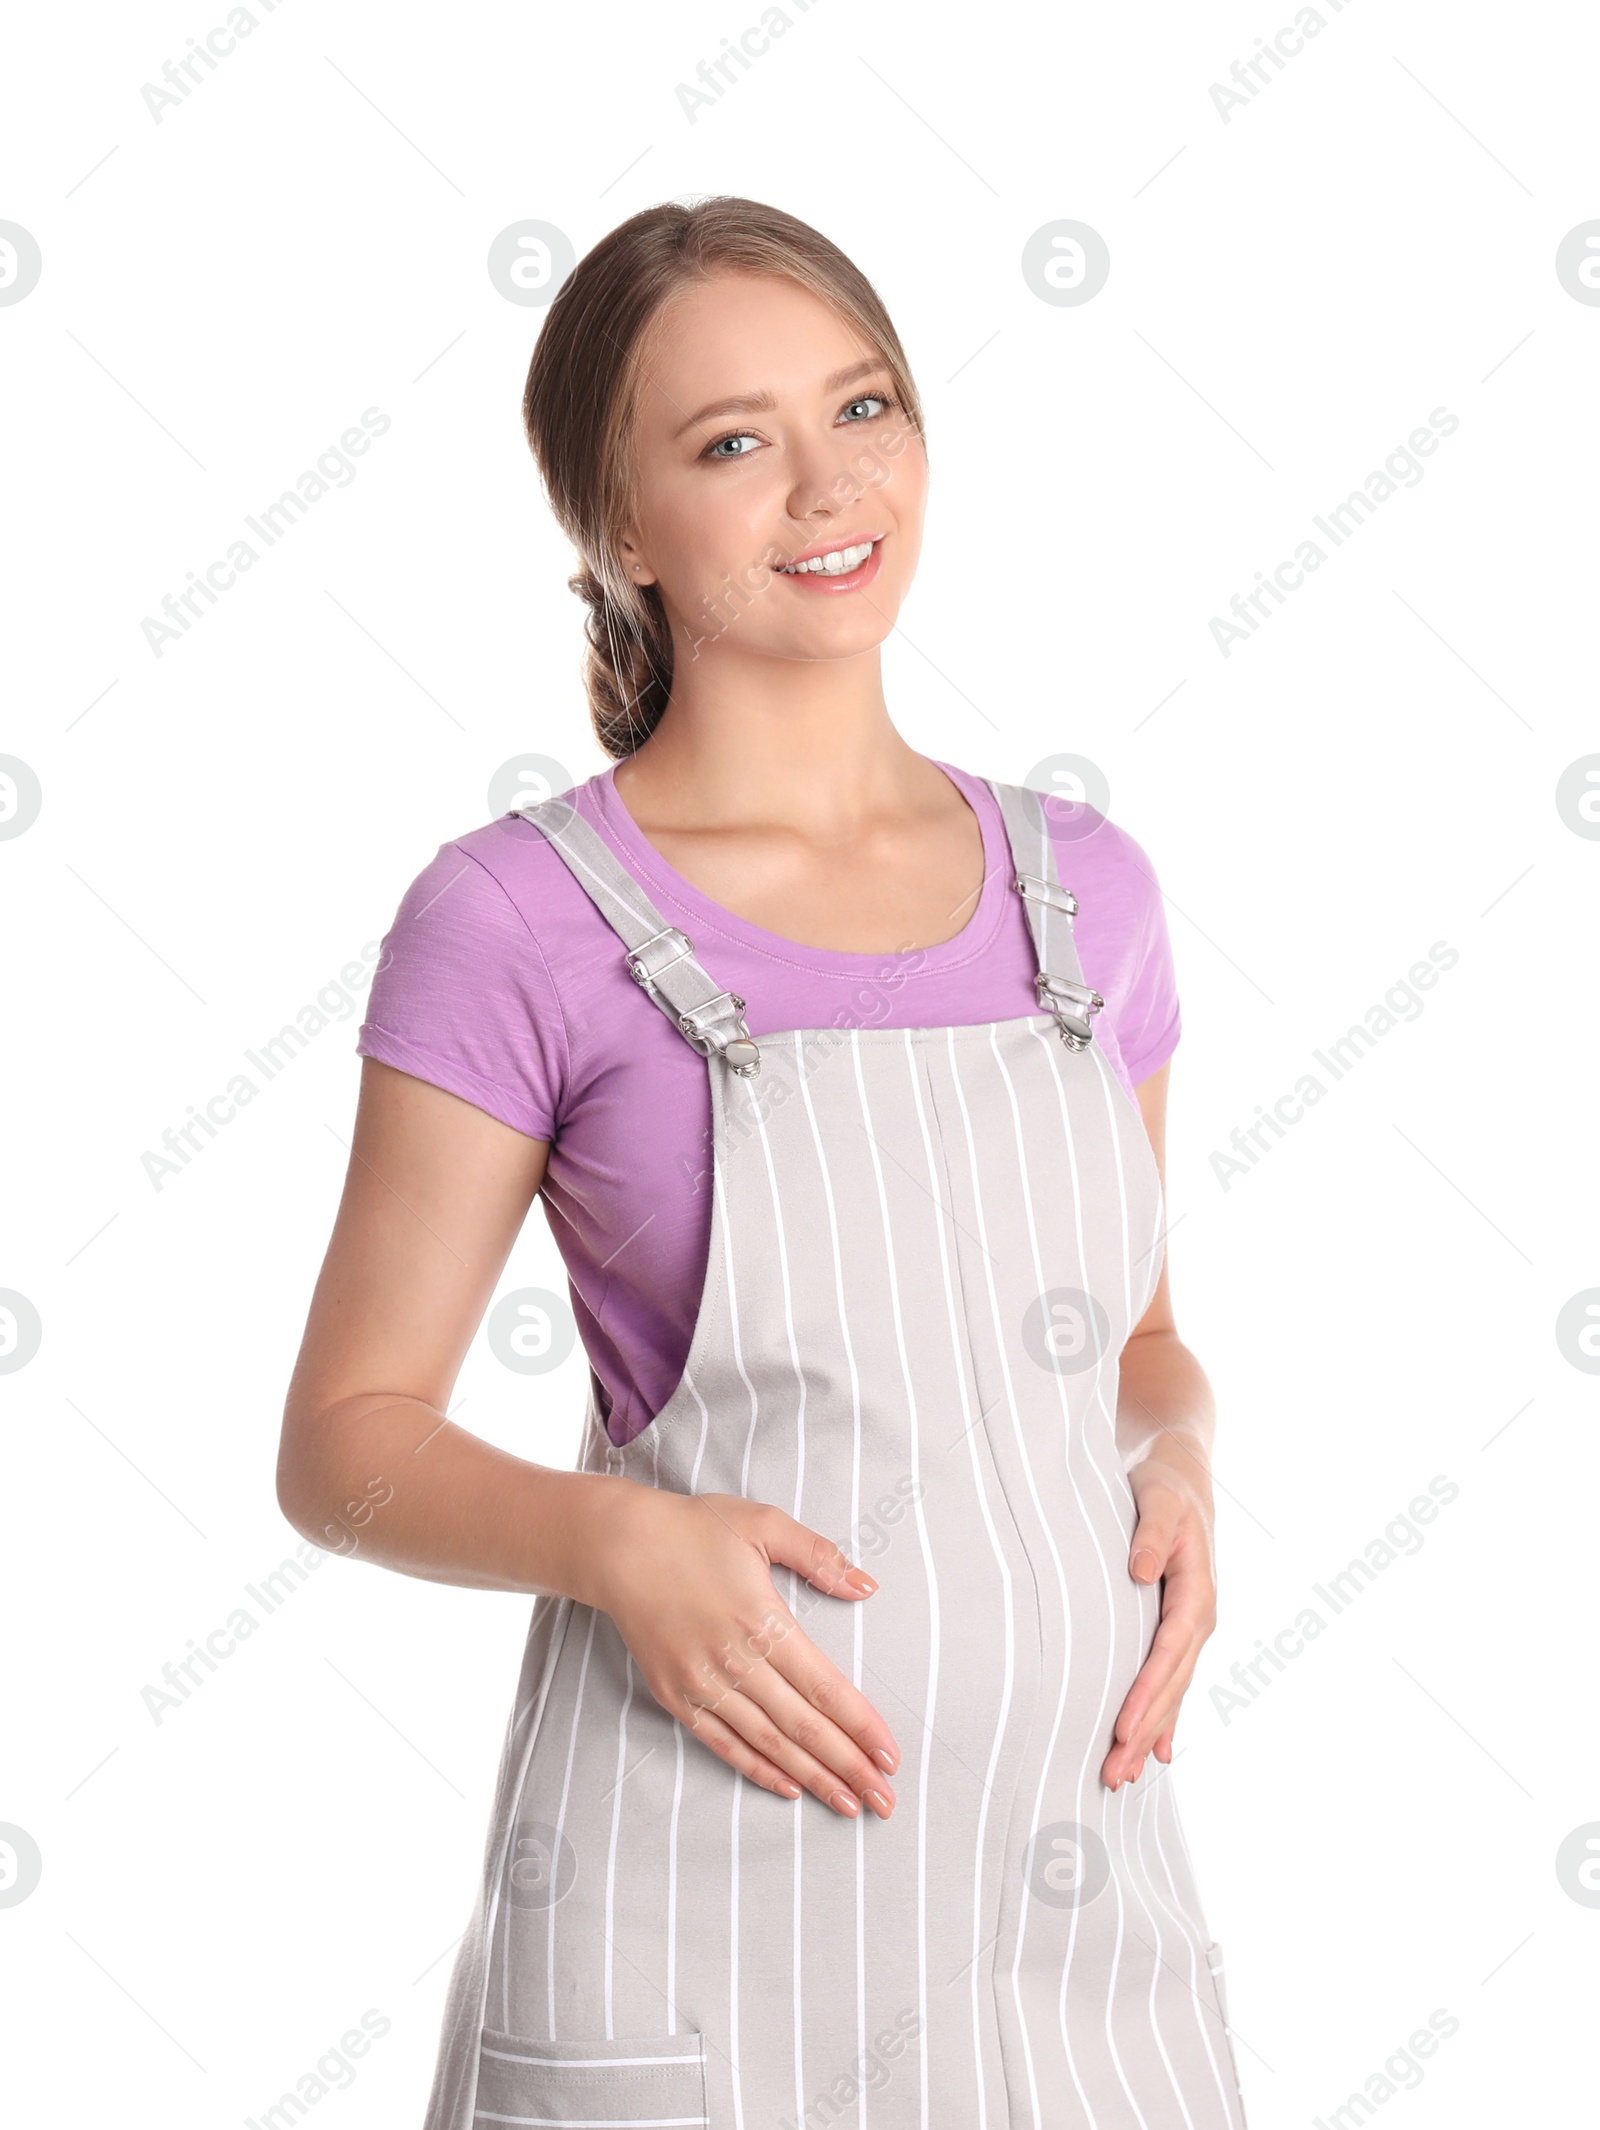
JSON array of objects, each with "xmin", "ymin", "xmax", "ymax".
[
  {"xmin": 475, "ymin": 2024, "xmax": 709, "ymax": 2125},
  {"xmin": 1203, "ymin": 1943, "xmax": 1249, "ymax": 2124}
]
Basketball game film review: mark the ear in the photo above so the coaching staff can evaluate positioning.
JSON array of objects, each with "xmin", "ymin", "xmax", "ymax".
[{"xmin": 617, "ymin": 532, "xmax": 657, "ymax": 588}]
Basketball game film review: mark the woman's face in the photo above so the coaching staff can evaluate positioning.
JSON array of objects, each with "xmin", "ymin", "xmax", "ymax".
[{"xmin": 618, "ymin": 269, "xmax": 927, "ymax": 670}]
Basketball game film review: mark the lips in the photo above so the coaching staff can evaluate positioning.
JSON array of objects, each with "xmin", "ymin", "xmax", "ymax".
[{"xmin": 773, "ymin": 534, "xmax": 885, "ymax": 593}]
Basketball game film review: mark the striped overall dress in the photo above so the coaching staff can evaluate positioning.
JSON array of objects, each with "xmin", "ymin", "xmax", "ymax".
[{"xmin": 422, "ymin": 777, "xmax": 1249, "ymax": 2130}]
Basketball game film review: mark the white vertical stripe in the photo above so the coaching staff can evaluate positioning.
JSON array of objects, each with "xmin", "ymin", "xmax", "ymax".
[
  {"xmin": 736, "ymin": 1045, "xmax": 811, "ymax": 2130},
  {"xmin": 956, "ymin": 1025, "xmax": 1133, "ymax": 2129},
  {"xmin": 1023, "ymin": 1020, "xmax": 1127, "ymax": 2087},
  {"xmin": 666, "ymin": 1721, "xmax": 684, "ymax": 2033},
  {"xmin": 1115, "ymin": 1777, "xmax": 1194, "ymax": 2126},
  {"xmin": 682, "ymin": 1371, "xmax": 712, "ymax": 1498},
  {"xmin": 1150, "ymin": 1787, "xmax": 1241, "ymax": 2121},
  {"xmin": 543, "ymin": 1606, "xmax": 599, "ymax": 2039},
  {"xmin": 469, "ymin": 1593, "xmax": 575, "ymax": 2130},
  {"xmin": 663, "ymin": 1381, "xmax": 701, "ymax": 2048},
  {"xmin": 897, "ymin": 1034, "xmax": 977, "ymax": 2129},
  {"xmin": 729, "ymin": 1765, "xmax": 743, "ymax": 2130},
  {"xmin": 841, "ymin": 1032, "xmax": 880, "ymax": 2124},
  {"xmin": 717, "ymin": 1099, "xmax": 757, "ymax": 2130},
  {"xmin": 933, "ymin": 1024, "xmax": 1021, "ymax": 2130},
  {"xmin": 1134, "ymin": 1780, "xmax": 1235, "ymax": 2126},
  {"xmin": 603, "ymin": 1654, "xmax": 637, "ymax": 2035},
  {"xmin": 793, "ymin": 1031, "xmax": 870, "ymax": 2130},
  {"xmin": 1029, "ymin": 1019, "xmax": 1152, "ymax": 2116},
  {"xmin": 994, "ymin": 1024, "xmax": 1109, "ymax": 2121}
]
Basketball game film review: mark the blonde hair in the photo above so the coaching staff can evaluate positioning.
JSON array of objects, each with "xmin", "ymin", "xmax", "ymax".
[{"xmin": 521, "ymin": 196, "xmax": 925, "ymax": 760}]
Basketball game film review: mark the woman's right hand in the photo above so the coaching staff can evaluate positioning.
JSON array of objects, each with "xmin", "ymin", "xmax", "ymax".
[{"xmin": 593, "ymin": 1485, "xmax": 900, "ymax": 1818}]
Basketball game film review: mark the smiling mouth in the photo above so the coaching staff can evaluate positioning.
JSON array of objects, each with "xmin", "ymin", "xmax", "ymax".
[{"xmin": 776, "ymin": 537, "xmax": 882, "ymax": 577}]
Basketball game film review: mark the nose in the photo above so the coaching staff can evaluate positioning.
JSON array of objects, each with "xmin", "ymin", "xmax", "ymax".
[{"xmin": 785, "ymin": 434, "xmax": 870, "ymax": 536}]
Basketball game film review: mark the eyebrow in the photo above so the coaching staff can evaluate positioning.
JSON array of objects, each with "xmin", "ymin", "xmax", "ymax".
[{"xmin": 672, "ymin": 358, "xmax": 892, "ymax": 439}]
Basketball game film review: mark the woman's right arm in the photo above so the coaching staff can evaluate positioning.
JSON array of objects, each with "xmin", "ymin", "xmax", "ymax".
[
  {"xmin": 277, "ymin": 1054, "xmax": 622, "ymax": 1596},
  {"xmin": 276, "ymin": 1056, "xmax": 899, "ymax": 1815}
]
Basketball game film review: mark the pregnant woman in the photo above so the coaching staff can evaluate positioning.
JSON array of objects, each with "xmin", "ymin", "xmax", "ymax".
[{"xmin": 277, "ymin": 196, "xmax": 1247, "ymax": 2129}]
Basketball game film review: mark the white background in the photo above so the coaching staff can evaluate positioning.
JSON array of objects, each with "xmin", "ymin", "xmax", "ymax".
[{"xmin": 3, "ymin": 2, "xmax": 1597, "ymax": 2122}]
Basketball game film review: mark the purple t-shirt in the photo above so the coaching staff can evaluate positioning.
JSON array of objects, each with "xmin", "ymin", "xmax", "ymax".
[{"xmin": 356, "ymin": 758, "xmax": 1181, "ymax": 1446}]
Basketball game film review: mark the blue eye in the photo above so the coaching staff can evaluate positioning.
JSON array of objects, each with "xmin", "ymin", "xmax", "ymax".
[{"xmin": 700, "ymin": 389, "xmax": 899, "ymax": 461}]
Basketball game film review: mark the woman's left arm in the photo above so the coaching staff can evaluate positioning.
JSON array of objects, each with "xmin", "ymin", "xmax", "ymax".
[{"xmin": 1100, "ymin": 1057, "xmax": 1220, "ymax": 1791}]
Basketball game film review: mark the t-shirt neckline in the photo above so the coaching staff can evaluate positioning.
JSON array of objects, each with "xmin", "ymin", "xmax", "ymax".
[{"xmin": 589, "ymin": 755, "xmax": 1008, "ymax": 976}]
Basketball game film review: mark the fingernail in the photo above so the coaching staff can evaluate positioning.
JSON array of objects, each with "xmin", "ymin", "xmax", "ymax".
[
  {"xmin": 847, "ymin": 1570, "xmax": 878, "ymax": 1594},
  {"xmin": 864, "ymin": 1788, "xmax": 892, "ymax": 1817},
  {"xmin": 777, "ymin": 1779, "xmax": 801, "ymax": 1799},
  {"xmin": 830, "ymin": 1790, "xmax": 860, "ymax": 1816},
  {"xmin": 872, "ymin": 1747, "xmax": 898, "ymax": 1774},
  {"xmin": 1131, "ymin": 1549, "xmax": 1158, "ymax": 1581}
]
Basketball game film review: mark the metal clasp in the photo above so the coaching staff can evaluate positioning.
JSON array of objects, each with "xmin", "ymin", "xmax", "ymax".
[
  {"xmin": 677, "ymin": 990, "xmax": 762, "ymax": 1075},
  {"xmin": 1035, "ymin": 970, "xmax": 1104, "ymax": 1051},
  {"xmin": 1015, "ymin": 872, "xmax": 1079, "ymax": 920},
  {"xmin": 626, "ymin": 924, "xmax": 694, "ymax": 990}
]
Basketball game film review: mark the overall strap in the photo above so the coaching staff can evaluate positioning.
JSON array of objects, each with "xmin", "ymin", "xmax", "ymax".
[
  {"xmin": 983, "ymin": 777, "xmax": 1105, "ymax": 1052},
  {"xmin": 509, "ymin": 794, "xmax": 763, "ymax": 1077}
]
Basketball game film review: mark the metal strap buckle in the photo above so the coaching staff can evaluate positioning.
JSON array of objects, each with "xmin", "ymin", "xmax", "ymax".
[
  {"xmin": 677, "ymin": 990, "xmax": 762, "ymax": 1075},
  {"xmin": 1035, "ymin": 970, "xmax": 1105, "ymax": 1051},
  {"xmin": 1015, "ymin": 872, "xmax": 1079, "ymax": 920},
  {"xmin": 626, "ymin": 924, "xmax": 694, "ymax": 989}
]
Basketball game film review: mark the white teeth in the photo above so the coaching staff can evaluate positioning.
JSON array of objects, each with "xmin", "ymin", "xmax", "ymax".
[{"xmin": 779, "ymin": 539, "xmax": 875, "ymax": 576}]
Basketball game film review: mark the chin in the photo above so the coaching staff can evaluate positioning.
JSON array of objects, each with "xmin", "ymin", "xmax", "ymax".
[{"xmin": 774, "ymin": 618, "xmax": 898, "ymax": 664}]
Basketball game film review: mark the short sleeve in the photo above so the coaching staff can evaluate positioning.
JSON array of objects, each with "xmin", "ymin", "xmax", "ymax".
[
  {"xmin": 1112, "ymin": 835, "xmax": 1181, "ymax": 1086},
  {"xmin": 355, "ymin": 841, "xmax": 569, "ymax": 1142},
  {"xmin": 1049, "ymin": 807, "xmax": 1182, "ymax": 1091}
]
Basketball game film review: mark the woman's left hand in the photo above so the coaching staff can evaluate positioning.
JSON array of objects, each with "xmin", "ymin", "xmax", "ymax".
[{"xmin": 1100, "ymin": 1453, "xmax": 1218, "ymax": 1790}]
